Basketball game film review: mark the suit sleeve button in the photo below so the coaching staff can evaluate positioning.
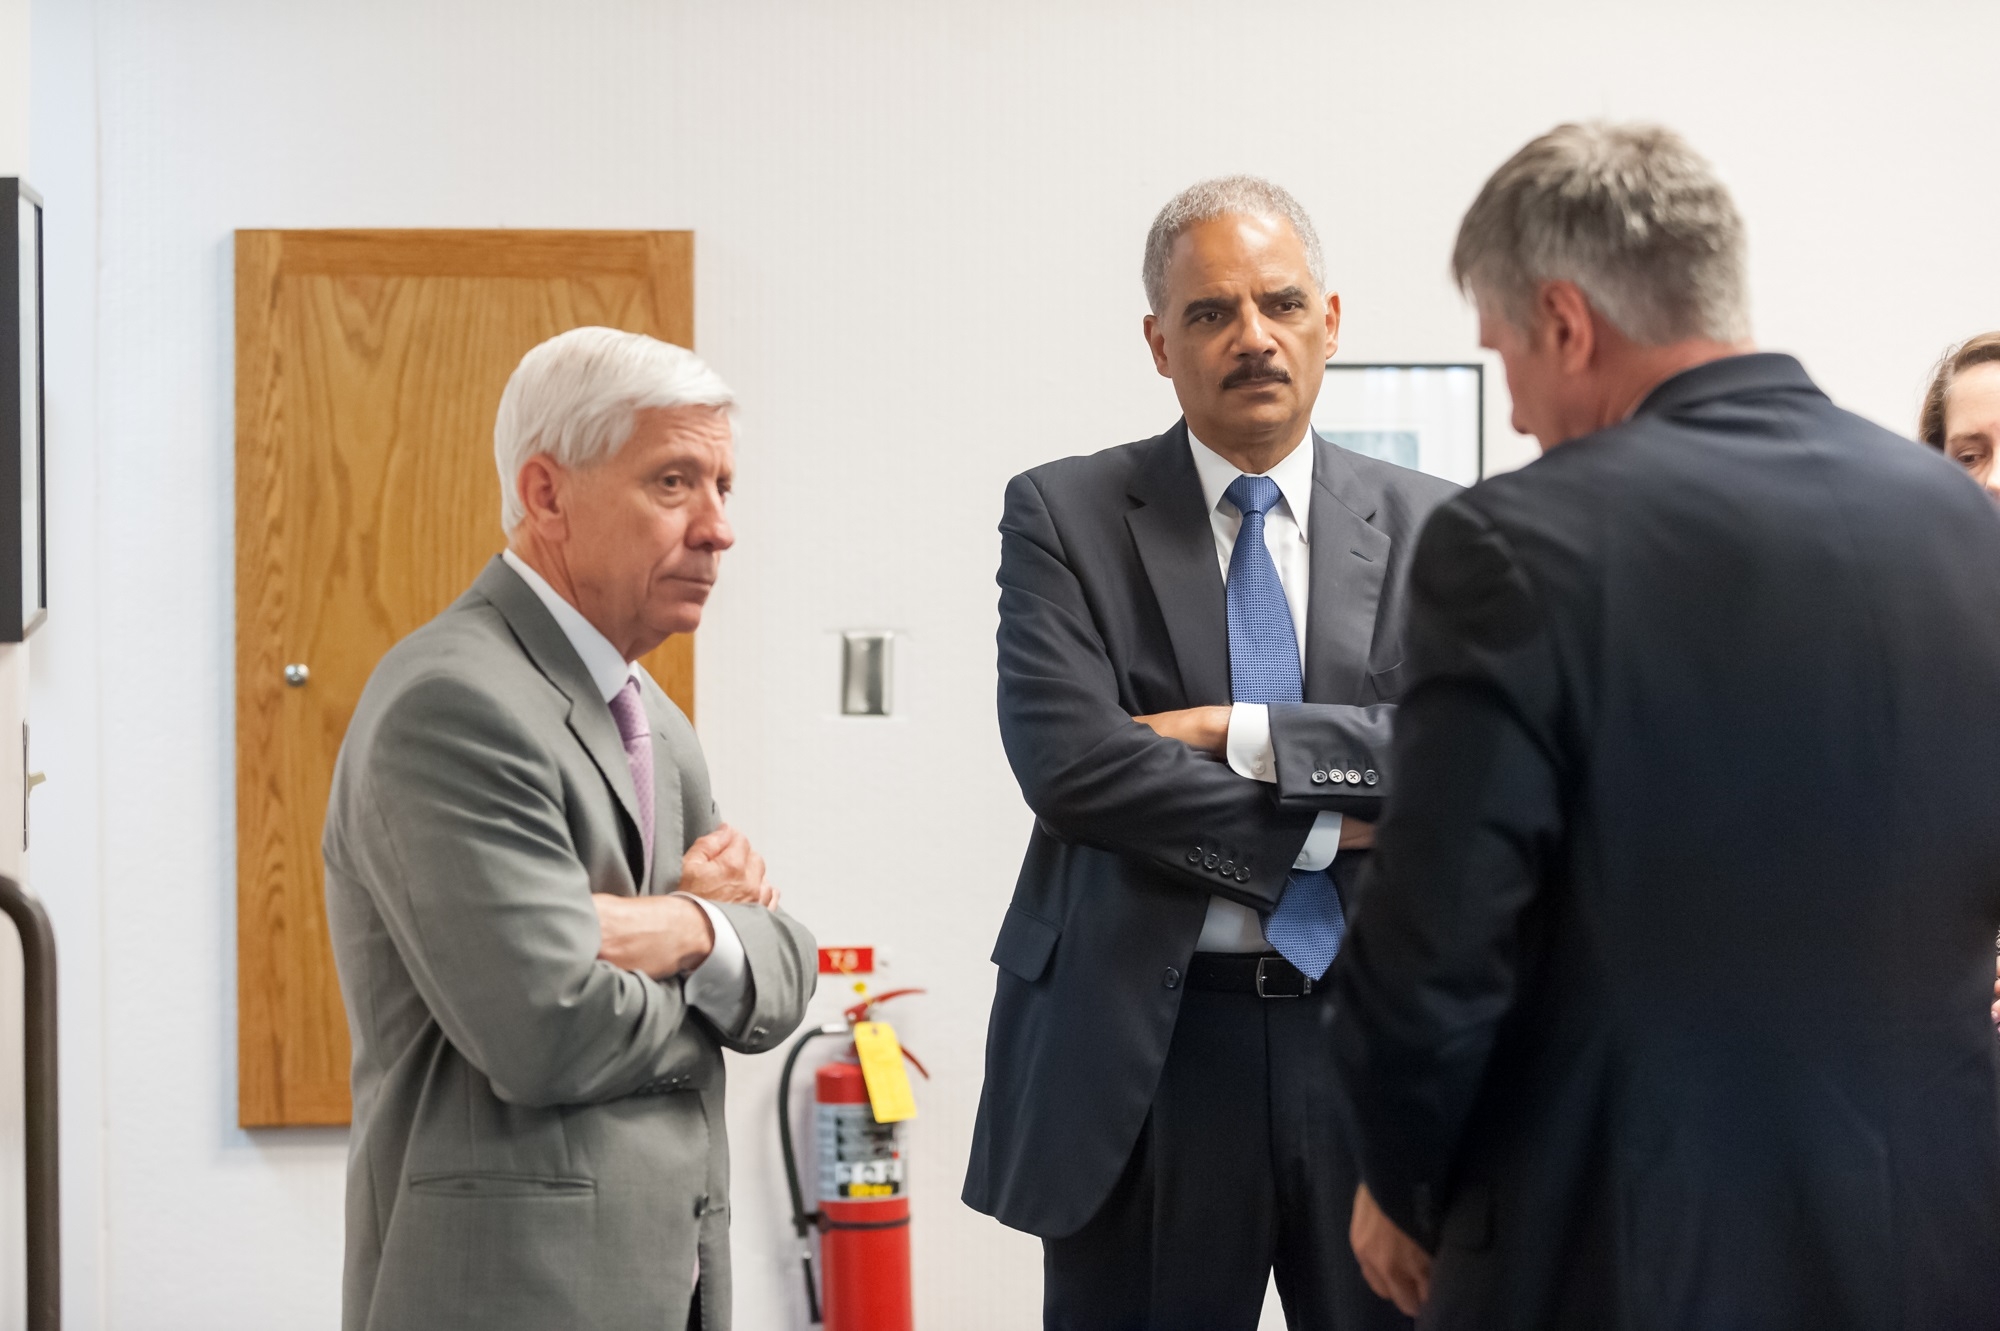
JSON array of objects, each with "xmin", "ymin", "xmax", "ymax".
[
  {"xmin": 1187, "ymin": 847, "xmax": 1203, "ymax": 864},
  {"xmin": 1311, "ymin": 770, "xmax": 1328, "ymax": 784},
  {"xmin": 1202, "ymin": 853, "xmax": 1219, "ymax": 871},
  {"xmin": 1345, "ymin": 770, "xmax": 1361, "ymax": 784},
  {"xmin": 1219, "ymin": 859, "xmax": 1235, "ymax": 876},
  {"xmin": 1363, "ymin": 770, "xmax": 1379, "ymax": 786},
  {"xmin": 1235, "ymin": 868, "xmax": 1251, "ymax": 884},
  {"xmin": 1330, "ymin": 770, "xmax": 1346, "ymax": 784},
  {"xmin": 1162, "ymin": 967, "xmax": 1182, "ymax": 990}
]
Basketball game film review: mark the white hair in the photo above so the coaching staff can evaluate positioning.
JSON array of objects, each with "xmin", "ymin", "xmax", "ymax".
[
  {"xmin": 1452, "ymin": 121, "xmax": 1750, "ymax": 345},
  {"xmin": 494, "ymin": 326, "xmax": 735, "ymax": 532},
  {"xmin": 1143, "ymin": 175, "xmax": 1326, "ymax": 315}
]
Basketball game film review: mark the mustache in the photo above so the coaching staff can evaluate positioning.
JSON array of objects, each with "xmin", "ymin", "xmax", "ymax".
[{"xmin": 1221, "ymin": 359, "xmax": 1292, "ymax": 389}]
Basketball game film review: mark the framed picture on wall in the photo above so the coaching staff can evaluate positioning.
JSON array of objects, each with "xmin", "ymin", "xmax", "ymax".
[
  {"xmin": 0, "ymin": 179, "xmax": 45, "ymax": 640},
  {"xmin": 1313, "ymin": 362, "xmax": 1483, "ymax": 487}
]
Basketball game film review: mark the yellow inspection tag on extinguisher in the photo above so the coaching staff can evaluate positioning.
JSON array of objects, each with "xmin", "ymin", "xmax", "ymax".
[{"xmin": 852, "ymin": 1021, "xmax": 918, "ymax": 1124}]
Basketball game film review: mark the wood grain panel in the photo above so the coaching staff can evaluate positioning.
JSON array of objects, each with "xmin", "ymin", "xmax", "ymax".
[
  {"xmin": 276, "ymin": 229, "xmax": 689, "ymax": 280},
  {"xmin": 237, "ymin": 230, "xmax": 696, "ymax": 1126}
]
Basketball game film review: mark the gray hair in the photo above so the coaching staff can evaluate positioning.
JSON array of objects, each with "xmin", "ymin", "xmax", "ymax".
[
  {"xmin": 1143, "ymin": 175, "xmax": 1326, "ymax": 315},
  {"xmin": 1451, "ymin": 122, "xmax": 1750, "ymax": 346},
  {"xmin": 494, "ymin": 326, "xmax": 734, "ymax": 532}
]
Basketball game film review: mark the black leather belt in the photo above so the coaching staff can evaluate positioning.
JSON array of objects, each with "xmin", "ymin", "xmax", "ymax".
[{"xmin": 1185, "ymin": 952, "xmax": 1317, "ymax": 998}]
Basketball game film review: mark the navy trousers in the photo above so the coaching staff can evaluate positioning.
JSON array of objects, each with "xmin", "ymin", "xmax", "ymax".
[{"xmin": 1042, "ymin": 984, "xmax": 1412, "ymax": 1331}]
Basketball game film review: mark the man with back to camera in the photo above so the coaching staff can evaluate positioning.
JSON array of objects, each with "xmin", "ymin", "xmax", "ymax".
[
  {"xmin": 324, "ymin": 327, "xmax": 817, "ymax": 1331},
  {"xmin": 1333, "ymin": 123, "xmax": 2000, "ymax": 1330},
  {"xmin": 962, "ymin": 177, "xmax": 1458, "ymax": 1329}
]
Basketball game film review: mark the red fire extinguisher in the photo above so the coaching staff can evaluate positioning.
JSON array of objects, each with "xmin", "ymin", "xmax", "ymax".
[{"xmin": 779, "ymin": 989, "xmax": 929, "ymax": 1330}]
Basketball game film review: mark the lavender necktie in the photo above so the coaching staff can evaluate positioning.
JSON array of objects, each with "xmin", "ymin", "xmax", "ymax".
[{"xmin": 607, "ymin": 677, "xmax": 656, "ymax": 884}]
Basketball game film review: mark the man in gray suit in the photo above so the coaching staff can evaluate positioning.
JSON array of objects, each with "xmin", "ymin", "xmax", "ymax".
[{"xmin": 325, "ymin": 327, "xmax": 817, "ymax": 1331}]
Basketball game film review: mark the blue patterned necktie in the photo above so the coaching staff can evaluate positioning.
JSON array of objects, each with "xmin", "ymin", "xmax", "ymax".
[{"xmin": 1224, "ymin": 474, "xmax": 1346, "ymax": 980}]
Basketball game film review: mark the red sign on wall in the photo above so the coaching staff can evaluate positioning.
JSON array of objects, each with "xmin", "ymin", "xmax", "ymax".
[{"xmin": 818, "ymin": 947, "xmax": 876, "ymax": 976}]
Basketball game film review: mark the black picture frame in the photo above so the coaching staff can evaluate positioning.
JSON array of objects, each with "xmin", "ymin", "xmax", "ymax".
[
  {"xmin": 1314, "ymin": 361, "xmax": 1485, "ymax": 485},
  {"xmin": 0, "ymin": 179, "xmax": 45, "ymax": 640}
]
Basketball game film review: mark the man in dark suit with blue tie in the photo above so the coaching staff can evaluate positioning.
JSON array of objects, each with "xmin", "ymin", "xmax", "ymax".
[{"xmin": 962, "ymin": 177, "xmax": 1457, "ymax": 1330}]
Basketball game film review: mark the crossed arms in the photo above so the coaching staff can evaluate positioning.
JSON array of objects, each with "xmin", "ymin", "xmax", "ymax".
[
  {"xmin": 335, "ymin": 672, "xmax": 814, "ymax": 1109},
  {"xmin": 996, "ymin": 470, "xmax": 1395, "ymax": 901}
]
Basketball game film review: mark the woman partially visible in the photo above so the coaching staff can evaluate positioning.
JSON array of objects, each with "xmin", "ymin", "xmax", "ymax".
[
  {"xmin": 1919, "ymin": 332, "xmax": 2000, "ymax": 500},
  {"xmin": 1929, "ymin": 338, "xmax": 2000, "ymax": 1026}
]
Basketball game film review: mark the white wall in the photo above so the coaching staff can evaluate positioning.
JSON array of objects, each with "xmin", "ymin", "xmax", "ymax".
[
  {"xmin": 26, "ymin": 1, "xmax": 2000, "ymax": 1327},
  {"xmin": 28, "ymin": 0, "xmax": 108, "ymax": 1326},
  {"xmin": 0, "ymin": 1, "xmax": 34, "ymax": 1326}
]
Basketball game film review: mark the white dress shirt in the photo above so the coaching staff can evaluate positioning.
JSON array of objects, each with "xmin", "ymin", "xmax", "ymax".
[
  {"xmin": 502, "ymin": 550, "xmax": 750, "ymax": 1024},
  {"xmin": 1184, "ymin": 434, "xmax": 1345, "ymax": 953}
]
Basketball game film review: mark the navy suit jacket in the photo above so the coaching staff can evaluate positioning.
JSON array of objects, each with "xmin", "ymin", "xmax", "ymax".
[
  {"xmin": 1331, "ymin": 355, "xmax": 2000, "ymax": 1329},
  {"xmin": 963, "ymin": 422, "xmax": 1457, "ymax": 1237}
]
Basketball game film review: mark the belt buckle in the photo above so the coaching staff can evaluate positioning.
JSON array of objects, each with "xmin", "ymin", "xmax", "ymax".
[{"xmin": 1255, "ymin": 956, "xmax": 1310, "ymax": 999}]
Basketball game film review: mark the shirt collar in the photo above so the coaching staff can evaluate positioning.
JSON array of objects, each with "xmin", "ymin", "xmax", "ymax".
[
  {"xmin": 1186, "ymin": 425, "xmax": 1314, "ymax": 538},
  {"xmin": 501, "ymin": 549, "xmax": 639, "ymax": 704}
]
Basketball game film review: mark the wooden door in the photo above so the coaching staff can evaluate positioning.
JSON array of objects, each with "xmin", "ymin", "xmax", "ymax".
[{"xmin": 235, "ymin": 230, "xmax": 696, "ymax": 1127}]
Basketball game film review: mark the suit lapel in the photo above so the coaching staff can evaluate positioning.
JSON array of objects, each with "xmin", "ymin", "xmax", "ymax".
[
  {"xmin": 645, "ymin": 718, "xmax": 685, "ymax": 895},
  {"xmin": 567, "ymin": 703, "xmax": 647, "ymax": 886},
  {"xmin": 1125, "ymin": 424, "xmax": 1231, "ymax": 706},
  {"xmin": 475, "ymin": 557, "xmax": 648, "ymax": 873},
  {"xmin": 1303, "ymin": 435, "xmax": 1390, "ymax": 703}
]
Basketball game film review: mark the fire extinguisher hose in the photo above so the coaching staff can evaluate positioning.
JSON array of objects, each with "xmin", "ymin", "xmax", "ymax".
[{"xmin": 778, "ymin": 1022, "xmax": 847, "ymax": 1324}]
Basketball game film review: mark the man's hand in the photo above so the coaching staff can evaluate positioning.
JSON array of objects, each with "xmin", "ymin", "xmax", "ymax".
[
  {"xmin": 678, "ymin": 823, "xmax": 779, "ymax": 907},
  {"xmin": 1133, "ymin": 705, "xmax": 1232, "ymax": 757},
  {"xmin": 1351, "ymin": 1182, "xmax": 1431, "ymax": 1318},
  {"xmin": 1340, "ymin": 818, "xmax": 1376, "ymax": 851},
  {"xmin": 593, "ymin": 893, "xmax": 715, "ymax": 980}
]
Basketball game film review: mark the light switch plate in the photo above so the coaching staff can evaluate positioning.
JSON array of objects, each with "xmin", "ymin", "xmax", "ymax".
[{"xmin": 841, "ymin": 631, "xmax": 893, "ymax": 716}]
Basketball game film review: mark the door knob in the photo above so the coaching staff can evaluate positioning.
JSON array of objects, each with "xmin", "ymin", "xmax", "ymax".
[{"xmin": 284, "ymin": 664, "xmax": 310, "ymax": 687}]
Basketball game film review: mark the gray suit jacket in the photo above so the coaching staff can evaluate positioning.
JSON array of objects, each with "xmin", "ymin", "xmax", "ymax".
[
  {"xmin": 324, "ymin": 557, "xmax": 816, "ymax": 1331},
  {"xmin": 963, "ymin": 423, "xmax": 1459, "ymax": 1236}
]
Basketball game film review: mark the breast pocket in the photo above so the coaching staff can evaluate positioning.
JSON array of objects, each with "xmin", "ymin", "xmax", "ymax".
[{"xmin": 991, "ymin": 904, "xmax": 1061, "ymax": 983}]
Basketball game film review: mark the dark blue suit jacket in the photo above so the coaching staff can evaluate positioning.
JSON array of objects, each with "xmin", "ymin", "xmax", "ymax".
[
  {"xmin": 963, "ymin": 422, "xmax": 1457, "ymax": 1237},
  {"xmin": 1332, "ymin": 355, "xmax": 2000, "ymax": 1329}
]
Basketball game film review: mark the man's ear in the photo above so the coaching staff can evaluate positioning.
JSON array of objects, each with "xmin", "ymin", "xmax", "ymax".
[
  {"xmin": 1323, "ymin": 291, "xmax": 1342, "ymax": 361},
  {"xmin": 514, "ymin": 454, "xmax": 569, "ymax": 538},
  {"xmin": 1143, "ymin": 312, "xmax": 1172, "ymax": 377},
  {"xmin": 1538, "ymin": 280, "xmax": 1597, "ymax": 374}
]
